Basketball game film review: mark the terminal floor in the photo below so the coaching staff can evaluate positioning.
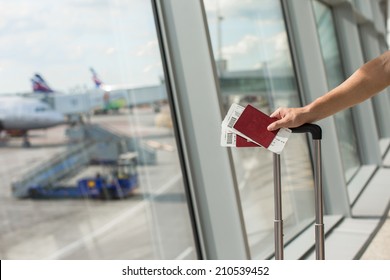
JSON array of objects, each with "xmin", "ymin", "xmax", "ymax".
[
  {"xmin": 360, "ymin": 211, "xmax": 390, "ymax": 259},
  {"xmin": 361, "ymin": 142, "xmax": 390, "ymax": 259}
]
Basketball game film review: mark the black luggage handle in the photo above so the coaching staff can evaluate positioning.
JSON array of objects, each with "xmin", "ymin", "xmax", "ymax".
[{"xmin": 291, "ymin": 123, "xmax": 322, "ymax": 140}]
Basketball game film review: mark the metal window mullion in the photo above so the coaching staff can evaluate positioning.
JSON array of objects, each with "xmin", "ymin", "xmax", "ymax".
[
  {"xmin": 333, "ymin": 3, "xmax": 382, "ymax": 165},
  {"xmin": 283, "ymin": 0, "xmax": 351, "ymax": 216},
  {"xmin": 151, "ymin": 0, "xmax": 206, "ymax": 260},
  {"xmin": 359, "ymin": 22, "xmax": 390, "ymax": 138},
  {"xmin": 153, "ymin": 0, "xmax": 250, "ymax": 260}
]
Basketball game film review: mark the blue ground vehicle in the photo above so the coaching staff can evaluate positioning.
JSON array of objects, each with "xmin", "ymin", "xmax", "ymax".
[{"xmin": 27, "ymin": 153, "xmax": 138, "ymax": 199}]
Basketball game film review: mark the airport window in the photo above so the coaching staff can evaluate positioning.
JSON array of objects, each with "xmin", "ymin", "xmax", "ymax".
[
  {"xmin": 204, "ymin": 0, "xmax": 316, "ymax": 259},
  {"xmin": 312, "ymin": 0, "xmax": 362, "ymax": 182},
  {"xmin": 0, "ymin": 0, "xmax": 196, "ymax": 259}
]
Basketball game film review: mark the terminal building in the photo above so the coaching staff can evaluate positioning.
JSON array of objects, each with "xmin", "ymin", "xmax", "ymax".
[{"xmin": 0, "ymin": 0, "xmax": 389, "ymax": 260}]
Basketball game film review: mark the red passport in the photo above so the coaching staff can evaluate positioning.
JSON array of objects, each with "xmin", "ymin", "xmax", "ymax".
[
  {"xmin": 233, "ymin": 104, "xmax": 279, "ymax": 148},
  {"xmin": 236, "ymin": 134, "xmax": 259, "ymax": 147}
]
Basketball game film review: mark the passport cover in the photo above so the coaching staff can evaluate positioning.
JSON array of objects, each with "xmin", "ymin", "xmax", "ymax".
[
  {"xmin": 236, "ymin": 134, "xmax": 259, "ymax": 147},
  {"xmin": 233, "ymin": 104, "xmax": 279, "ymax": 148}
]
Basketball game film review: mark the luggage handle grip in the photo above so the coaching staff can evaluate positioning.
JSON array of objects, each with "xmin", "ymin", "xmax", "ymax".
[{"xmin": 291, "ymin": 123, "xmax": 322, "ymax": 140}]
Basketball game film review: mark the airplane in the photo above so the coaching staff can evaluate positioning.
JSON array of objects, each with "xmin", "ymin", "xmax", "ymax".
[
  {"xmin": 0, "ymin": 96, "xmax": 65, "ymax": 147},
  {"xmin": 89, "ymin": 68, "xmax": 167, "ymax": 113},
  {"xmin": 31, "ymin": 73, "xmax": 55, "ymax": 94},
  {"xmin": 89, "ymin": 68, "xmax": 130, "ymax": 113}
]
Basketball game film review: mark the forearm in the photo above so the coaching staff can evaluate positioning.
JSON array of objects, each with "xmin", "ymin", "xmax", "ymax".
[
  {"xmin": 268, "ymin": 51, "xmax": 390, "ymax": 131},
  {"xmin": 305, "ymin": 51, "xmax": 390, "ymax": 122}
]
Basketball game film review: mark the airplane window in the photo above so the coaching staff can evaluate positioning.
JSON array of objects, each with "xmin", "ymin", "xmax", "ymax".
[
  {"xmin": 35, "ymin": 107, "xmax": 47, "ymax": 112},
  {"xmin": 0, "ymin": 0, "xmax": 196, "ymax": 260}
]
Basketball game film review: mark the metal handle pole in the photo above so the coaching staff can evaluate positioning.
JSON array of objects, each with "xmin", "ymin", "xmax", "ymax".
[
  {"xmin": 273, "ymin": 153, "xmax": 284, "ymax": 260},
  {"xmin": 292, "ymin": 124, "xmax": 325, "ymax": 259},
  {"xmin": 313, "ymin": 139, "xmax": 325, "ymax": 260}
]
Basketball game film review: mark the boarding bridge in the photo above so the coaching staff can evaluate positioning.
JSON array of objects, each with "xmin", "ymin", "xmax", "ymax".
[
  {"xmin": 45, "ymin": 84, "xmax": 167, "ymax": 116},
  {"xmin": 12, "ymin": 124, "xmax": 156, "ymax": 198}
]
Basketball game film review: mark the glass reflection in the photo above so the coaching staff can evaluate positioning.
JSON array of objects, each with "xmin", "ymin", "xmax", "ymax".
[
  {"xmin": 312, "ymin": 0, "xmax": 361, "ymax": 182},
  {"xmin": 0, "ymin": 0, "xmax": 195, "ymax": 259},
  {"xmin": 204, "ymin": 0, "xmax": 315, "ymax": 259}
]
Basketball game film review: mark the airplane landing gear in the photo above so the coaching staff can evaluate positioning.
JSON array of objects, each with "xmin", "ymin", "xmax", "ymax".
[{"xmin": 22, "ymin": 132, "xmax": 31, "ymax": 148}]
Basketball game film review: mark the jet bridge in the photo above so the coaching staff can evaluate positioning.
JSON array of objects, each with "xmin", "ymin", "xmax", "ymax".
[{"xmin": 45, "ymin": 84, "xmax": 167, "ymax": 117}]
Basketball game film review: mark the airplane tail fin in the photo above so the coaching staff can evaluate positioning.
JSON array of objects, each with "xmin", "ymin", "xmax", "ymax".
[
  {"xmin": 31, "ymin": 73, "xmax": 54, "ymax": 93},
  {"xmin": 90, "ymin": 67, "xmax": 104, "ymax": 88}
]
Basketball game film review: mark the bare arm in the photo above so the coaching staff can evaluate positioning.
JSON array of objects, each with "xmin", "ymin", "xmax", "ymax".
[{"xmin": 267, "ymin": 51, "xmax": 390, "ymax": 131}]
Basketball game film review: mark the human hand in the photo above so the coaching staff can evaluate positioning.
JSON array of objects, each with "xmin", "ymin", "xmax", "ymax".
[{"xmin": 267, "ymin": 107, "xmax": 310, "ymax": 131}]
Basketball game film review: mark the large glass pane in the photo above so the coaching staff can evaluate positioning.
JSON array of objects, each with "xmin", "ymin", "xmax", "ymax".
[
  {"xmin": 204, "ymin": 0, "xmax": 316, "ymax": 259},
  {"xmin": 312, "ymin": 0, "xmax": 361, "ymax": 182},
  {"xmin": 0, "ymin": 0, "xmax": 196, "ymax": 259}
]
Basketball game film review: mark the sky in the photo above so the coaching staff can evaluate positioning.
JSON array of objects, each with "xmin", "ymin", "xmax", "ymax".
[
  {"xmin": 0, "ymin": 0, "xmax": 163, "ymax": 94},
  {"xmin": 0, "ymin": 0, "xmax": 293, "ymax": 95},
  {"xmin": 203, "ymin": 0, "xmax": 294, "ymax": 72}
]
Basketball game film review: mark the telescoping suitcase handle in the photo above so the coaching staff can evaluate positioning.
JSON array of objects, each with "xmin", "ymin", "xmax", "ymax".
[
  {"xmin": 273, "ymin": 123, "xmax": 325, "ymax": 260},
  {"xmin": 291, "ymin": 123, "xmax": 322, "ymax": 140}
]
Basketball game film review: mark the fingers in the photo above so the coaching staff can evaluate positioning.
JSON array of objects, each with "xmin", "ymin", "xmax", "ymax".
[
  {"xmin": 268, "ymin": 107, "xmax": 293, "ymax": 131},
  {"xmin": 268, "ymin": 107, "xmax": 310, "ymax": 130},
  {"xmin": 267, "ymin": 119, "xmax": 284, "ymax": 131},
  {"xmin": 269, "ymin": 107, "xmax": 283, "ymax": 119},
  {"xmin": 268, "ymin": 108, "xmax": 286, "ymax": 131},
  {"xmin": 267, "ymin": 107, "xmax": 283, "ymax": 131}
]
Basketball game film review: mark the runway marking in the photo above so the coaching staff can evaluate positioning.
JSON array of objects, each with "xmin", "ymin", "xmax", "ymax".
[
  {"xmin": 145, "ymin": 140, "xmax": 175, "ymax": 152},
  {"xmin": 238, "ymin": 170, "xmax": 251, "ymax": 191},
  {"xmin": 47, "ymin": 173, "xmax": 183, "ymax": 260},
  {"xmin": 175, "ymin": 247, "xmax": 194, "ymax": 260}
]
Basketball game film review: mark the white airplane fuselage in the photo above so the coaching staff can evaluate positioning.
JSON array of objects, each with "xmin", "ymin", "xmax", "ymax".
[{"xmin": 0, "ymin": 96, "xmax": 65, "ymax": 131}]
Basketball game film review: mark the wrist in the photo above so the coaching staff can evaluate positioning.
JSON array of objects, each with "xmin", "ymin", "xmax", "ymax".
[{"xmin": 301, "ymin": 104, "xmax": 318, "ymax": 123}]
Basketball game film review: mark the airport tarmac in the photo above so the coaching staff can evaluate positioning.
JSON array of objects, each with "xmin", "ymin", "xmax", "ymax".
[
  {"xmin": 2, "ymin": 105, "xmax": 381, "ymax": 260},
  {"xmin": 0, "ymin": 106, "xmax": 196, "ymax": 259},
  {"xmin": 0, "ymin": 105, "xmax": 319, "ymax": 260}
]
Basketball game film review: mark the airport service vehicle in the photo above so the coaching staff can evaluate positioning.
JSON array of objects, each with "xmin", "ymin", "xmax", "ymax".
[{"xmin": 27, "ymin": 153, "xmax": 138, "ymax": 200}]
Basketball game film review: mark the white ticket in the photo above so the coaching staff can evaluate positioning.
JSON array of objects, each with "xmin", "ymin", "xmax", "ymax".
[
  {"xmin": 268, "ymin": 127, "xmax": 291, "ymax": 154},
  {"xmin": 221, "ymin": 103, "xmax": 245, "ymax": 129},
  {"xmin": 221, "ymin": 103, "xmax": 291, "ymax": 154},
  {"xmin": 221, "ymin": 103, "xmax": 259, "ymax": 144},
  {"xmin": 220, "ymin": 126, "xmax": 237, "ymax": 147},
  {"xmin": 220, "ymin": 126, "xmax": 259, "ymax": 147}
]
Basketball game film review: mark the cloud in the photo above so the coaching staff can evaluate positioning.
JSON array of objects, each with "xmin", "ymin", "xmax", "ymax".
[
  {"xmin": 204, "ymin": 0, "xmax": 293, "ymax": 71},
  {"xmin": 143, "ymin": 62, "xmax": 162, "ymax": 73},
  {"xmin": 136, "ymin": 40, "xmax": 159, "ymax": 57},
  {"xmin": 222, "ymin": 35, "xmax": 261, "ymax": 58},
  {"xmin": 204, "ymin": 0, "xmax": 282, "ymax": 20},
  {"xmin": 0, "ymin": 0, "xmax": 162, "ymax": 93},
  {"xmin": 106, "ymin": 47, "xmax": 116, "ymax": 55},
  {"xmin": 68, "ymin": 0, "xmax": 109, "ymax": 8},
  {"xmin": 0, "ymin": 2, "xmax": 45, "ymax": 34},
  {"xmin": 220, "ymin": 32, "xmax": 291, "ymax": 71}
]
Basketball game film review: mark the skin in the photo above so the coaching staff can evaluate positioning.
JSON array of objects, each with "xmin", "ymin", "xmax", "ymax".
[{"xmin": 267, "ymin": 50, "xmax": 390, "ymax": 131}]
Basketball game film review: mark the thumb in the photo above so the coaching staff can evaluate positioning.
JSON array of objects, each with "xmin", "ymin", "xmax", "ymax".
[{"xmin": 267, "ymin": 120, "xmax": 283, "ymax": 131}]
